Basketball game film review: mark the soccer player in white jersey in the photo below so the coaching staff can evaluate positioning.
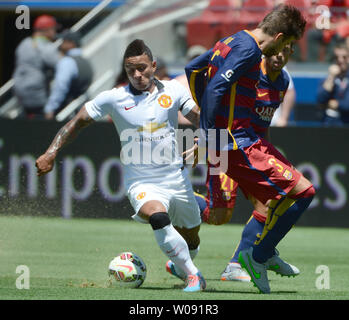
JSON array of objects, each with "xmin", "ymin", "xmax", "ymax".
[{"xmin": 35, "ymin": 39, "xmax": 206, "ymax": 292}]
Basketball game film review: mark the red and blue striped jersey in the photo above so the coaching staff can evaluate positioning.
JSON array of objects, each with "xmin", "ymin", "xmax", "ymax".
[
  {"xmin": 185, "ymin": 30, "xmax": 262, "ymax": 150},
  {"xmin": 252, "ymin": 60, "xmax": 290, "ymax": 138}
]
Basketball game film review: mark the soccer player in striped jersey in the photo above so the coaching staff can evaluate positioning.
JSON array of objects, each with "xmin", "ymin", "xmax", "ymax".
[
  {"xmin": 185, "ymin": 5, "xmax": 315, "ymax": 294},
  {"xmin": 193, "ymin": 43, "xmax": 298, "ymax": 282}
]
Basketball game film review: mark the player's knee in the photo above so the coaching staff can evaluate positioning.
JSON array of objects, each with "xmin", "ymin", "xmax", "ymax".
[
  {"xmin": 253, "ymin": 201, "xmax": 268, "ymax": 217},
  {"xmin": 290, "ymin": 183, "xmax": 316, "ymax": 200},
  {"xmin": 149, "ymin": 212, "xmax": 171, "ymax": 230},
  {"xmin": 290, "ymin": 175, "xmax": 315, "ymax": 198},
  {"xmin": 296, "ymin": 185, "xmax": 316, "ymax": 199},
  {"xmin": 305, "ymin": 185, "xmax": 316, "ymax": 198},
  {"xmin": 252, "ymin": 210, "xmax": 267, "ymax": 223}
]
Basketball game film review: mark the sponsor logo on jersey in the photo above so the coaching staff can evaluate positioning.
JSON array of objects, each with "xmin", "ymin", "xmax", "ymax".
[
  {"xmin": 137, "ymin": 121, "xmax": 167, "ymax": 133},
  {"xmin": 254, "ymin": 106, "xmax": 276, "ymax": 121},
  {"xmin": 158, "ymin": 94, "xmax": 172, "ymax": 108},
  {"xmin": 136, "ymin": 192, "xmax": 146, "ymax": 200}
]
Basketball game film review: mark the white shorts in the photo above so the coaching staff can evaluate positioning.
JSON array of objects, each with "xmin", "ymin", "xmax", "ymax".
[{"xmin": 127, "ymin": 168, "xmax": 201, "ymax": 229}]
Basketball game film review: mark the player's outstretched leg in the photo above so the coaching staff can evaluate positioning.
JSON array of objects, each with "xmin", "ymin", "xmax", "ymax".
[
  {"xmin": 166, "ymin": 249, "xmax": 206, "ymax": 293},
  {"xmin": 166, "ymin": 246, "xmax": 200, "ymax": 281},
  {"xmin": 240, "ymin": 184, "xmax": 315, "ymax": 293},
  {"xmin": 252, "ymin": 185, "xmax": 315, "ymax": 264},
  {"xmin": 149, "ymin": 212, "xmax": 206, "ymax": 292}
]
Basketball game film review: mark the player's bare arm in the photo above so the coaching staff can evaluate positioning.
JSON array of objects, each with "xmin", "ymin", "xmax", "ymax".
[
  {"xmin": 35, "ymin": 106, "xmax": 94, "ymax": 176},
  {"xmin": 183, "ymin": 105, "xmax": 200, "ymax": 128}
]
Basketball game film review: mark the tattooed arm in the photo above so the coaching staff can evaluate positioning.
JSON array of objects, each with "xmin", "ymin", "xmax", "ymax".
[{"xmin": 35, "ymin": 106, "xmax": 94, "ymax": 176}]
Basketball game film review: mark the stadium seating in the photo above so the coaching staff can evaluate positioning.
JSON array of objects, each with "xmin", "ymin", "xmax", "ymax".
[
  {"xmin": 186, "ymin": 0, "xmax": 241, "ymax": 49},
  {"xmin": 237, "ymin": 0, "xmax": 274, "ymax": 30}
]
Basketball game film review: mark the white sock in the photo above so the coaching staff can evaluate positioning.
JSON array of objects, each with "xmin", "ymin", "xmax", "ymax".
[
  {"xmin": 173, "ymin": 246, "xmax": 200, "ymax": 278},
  {"xmin": 153, "ymin": 224, "xmax": 198, "ymax": 276}
]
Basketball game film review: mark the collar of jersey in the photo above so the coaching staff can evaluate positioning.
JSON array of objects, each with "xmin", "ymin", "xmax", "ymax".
[
  {"xmin": 243, "ymin": 30, "xmax": 261, "ymax": 49},
  {"xmin": 129, "ymin": 78, "xmax": 164, "ymax": 95}
]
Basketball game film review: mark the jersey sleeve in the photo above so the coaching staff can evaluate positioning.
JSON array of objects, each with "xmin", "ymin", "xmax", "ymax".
[
  {"xmin": 201, "ymin": 45, "xmax": 260, "ymax": 131},
  {"xmin": 184, "ymin": 50, "xmax": 211, "ymax": 108},
  {"xmin": 85, "ymin": 89, "xmax": 115, "ymax": 120},
  {"xmin": 171, "ymin": 79, "xmax": 197, "ymax": 116}
]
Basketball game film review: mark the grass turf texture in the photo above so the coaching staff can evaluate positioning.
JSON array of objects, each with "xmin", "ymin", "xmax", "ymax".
[{"xmin": 0, "ymin": 215, "xmax": 348, "ymax": 300}]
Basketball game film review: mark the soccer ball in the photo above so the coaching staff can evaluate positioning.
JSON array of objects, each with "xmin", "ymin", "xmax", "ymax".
[{"xmin": 108, "ymin": 252, "xmax": 147, "ymax": 288}]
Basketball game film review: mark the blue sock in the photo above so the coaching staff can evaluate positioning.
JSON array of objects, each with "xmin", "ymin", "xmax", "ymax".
[
  {"xmin": 195, "ymin": 193, "xmax": 208, "ymax": 217},
  {"xmin": 231, "ymin": 214, "xmax": 264, "ymax": 263},
  {"xmin": 253, "ymin": 192, "xmax": 314, "ymax": 263}
]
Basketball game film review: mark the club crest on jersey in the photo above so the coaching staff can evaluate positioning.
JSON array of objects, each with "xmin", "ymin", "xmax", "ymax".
[
  {"xmin": 283, "ymin": 169, "xmax": 293, "ymax": 180},
  {"xmin": 136, "ymin": 192, "xmax": 146, "ymax": 200},
  {"xmin": 222, "ymin": 191, "xmax": 231, "ymax": 201},
  {"xmin": 158, "ymin": 94, "xmax": 172, "ymax": 108}
]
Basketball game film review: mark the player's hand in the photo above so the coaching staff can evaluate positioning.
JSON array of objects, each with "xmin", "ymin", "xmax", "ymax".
[
  {"xmin": 35, "ymin": 153, "xmax": 56, "ymax": 176},
  {"xmin": 328, "ymin": 99, "xmax": 339, "ymax": 110},
  {"xmin": 182, "ymin": 143, "xmax": 198, "ymax": 168},
  {"xmin": 328, "ymin": 64, "xmax": 341, "ymax": 77}
]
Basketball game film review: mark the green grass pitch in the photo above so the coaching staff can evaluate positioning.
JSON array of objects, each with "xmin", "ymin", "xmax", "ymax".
[{"xmin": 0, "ymin": 215, "xmax": 348, "ymax": 300}]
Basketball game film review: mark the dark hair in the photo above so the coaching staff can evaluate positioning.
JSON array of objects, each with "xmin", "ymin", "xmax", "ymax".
[
  {"xmin": 123, "ymin": 39, "xmax": 153, "ymax": 62},
  {"xmin": 258, "ymin": 5, "xmax": 306, "ymax": 40},
  {"xmin": 334, "ymin": 41, "xmax": 349, "ymax": 52}
]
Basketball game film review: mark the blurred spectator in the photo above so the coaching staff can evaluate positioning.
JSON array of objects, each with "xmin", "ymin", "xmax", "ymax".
[
  {"xmin": 154, "ymin": 57, "xmax": 171, "ymax": 80},
  {"xmin": 12, "ymin": 14, "xmax": 61, "ymax": 119},
  {"xmin": 317, "ymin": 42, "xmax": 349, "ymax": 126},
  {"xmin": 175, "ymin": 45, "xmax": 207, "ymax": 125},
  {"xmin": 270, "ymin": 66, "xmax": 296, "ymax": 127},
  {"xmin": 307, "ymin": 0, "xmax": 349, "ymax": 62},
  {"xmin": 44, "ymin": 31, "xmax": 93, "ymax": 120}
]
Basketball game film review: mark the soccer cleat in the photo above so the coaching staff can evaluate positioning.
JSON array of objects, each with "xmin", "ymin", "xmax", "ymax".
[
  {"xmin": 238, "ymin": 248, "xmax": 270, "ymax": 294},
  {"xmin": 165, "ymin": 260, "xmax": 186, "ymax": 281},
  {"xmin": 183, "ymin": 271, "xmax": 206, "ymax": 292},
  {"xmin": 220, "ymin": 262, "xmax": 251, "ymax": 282},
  {"xmin": 265, "ymin": 252, "xmax": 300, "ymax": 277}
]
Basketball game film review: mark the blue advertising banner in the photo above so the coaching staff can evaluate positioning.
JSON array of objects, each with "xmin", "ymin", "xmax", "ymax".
[{"xmin": 0, "ymin": 119, "xmax": 348, "ymax": 228}]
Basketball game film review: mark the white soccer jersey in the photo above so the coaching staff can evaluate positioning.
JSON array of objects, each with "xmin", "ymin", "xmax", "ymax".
[
  {"xmin": 85, "ymin": 79, "xmax": 196, "ymax": 190},
  {"xmin": 270, "ymin": 66, "xmax": 294, "ymax": 126}
]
